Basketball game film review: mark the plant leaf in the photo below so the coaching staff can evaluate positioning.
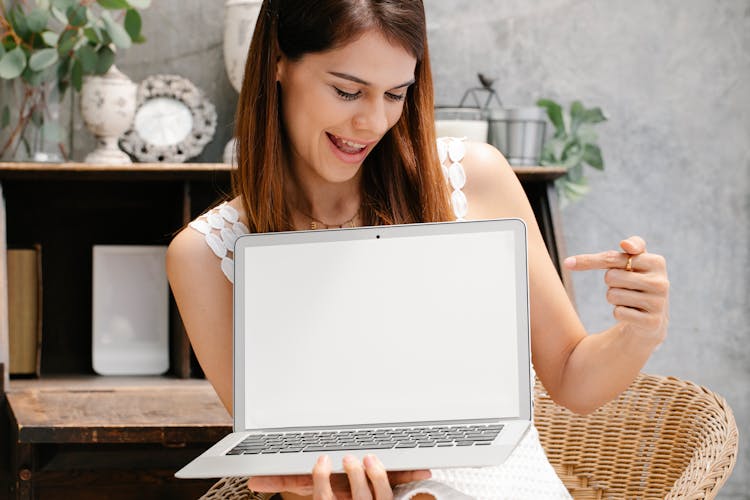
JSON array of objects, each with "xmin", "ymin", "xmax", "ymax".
[
  {"xmin": 52, "ymin": 0, "xmax": 78, "ymax": 11},
  {"xmin": 57, "ymin": 55, "xmax": 72, "ymax": 80},
  {"xmin": 26, "ymin": 8, "xmax": 50, "ymax": 33},
  {"xmin": 102, "ymin": 12, "xmax": 132, "ymax": 49},
  {"xmin": 29, "ymin": 48, "xmax": 59, "ymax": 71},
  {"xmin": 570, "ymin": 101, "xmax": 585, "ymax": 134},
  {"xmin": 583, "ymin": 144, "xmax": 604, "ymax": 170},
  {"xmin": 57, "ymin": 29, "xmax": 78, "ymax": 56},
  {"xmin": 127, "ymin": 0, "xmax": 152, "ymax": 8},
  {"xmin": 42, "ymin": 31, "xmax": 60, "ymax": 47},
  {"xmin": 76, "ymin": 44, "xmax": 98, "ymax": 74},
  {"xmin": 583, "ymin": 107, "xmax": 607, "ymax": 124},
  {"xmin": 67, "ymin": 5, "xmax": 88, "ymax": 27},
  {"xmin": 95, "ymin": 45, "xmax": 116, "ymax": 74},
  {"xmin": 537, "ymin": 98, "xmax": 565, "ymax": 137},
  {"xmin": 0, "ymin": 47, "xmax": 28, "ymax": 79},
  {"xmin": 72, "ymin": 58, "xmax": 83, "ymax": 91},
  {"xmin": 97, "ymin": 0, "xmax": 131, "ymax": 9},
  {"xmin": 84, "ymin": 27, "xmax": 101, "ymax": 44},
  {"xmin": 22, "ymin": 65, "xmax": 49, "ymax": 87},
  {"xmin": 124, "ymin": 9, "xmax": 142, "ymax": 40},
  {"xmin": 1, "ymin": 106, "xmax": 10, "ymax": 129},
  {"xmin": 50, "ymin": 6, "xmax": 69, "ymax": 24},
  {"xmin": 576, "ymin": 125, "xmax": 598, "ymax": 145},
  {"xmin": 10, "ymin": 5, "xmax": 31, "ymax": 40}
]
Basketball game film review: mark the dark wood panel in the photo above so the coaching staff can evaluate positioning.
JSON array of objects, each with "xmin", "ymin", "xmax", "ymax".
[
  {"xmin": 3, "ymin": 177, "xmax": 230, "ymax": 376},
  {"xmin": 4, "ymin": 180, "xmax": 183, "ymax": 375},
  {"xmin": 6, "ymin": 379, "xmax": 231, "ymax": 444}
]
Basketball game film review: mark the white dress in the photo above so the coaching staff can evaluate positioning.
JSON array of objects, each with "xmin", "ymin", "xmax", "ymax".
[{"xmin": 189, "ymin": 137, "xmax": 572, "ymax": 499}]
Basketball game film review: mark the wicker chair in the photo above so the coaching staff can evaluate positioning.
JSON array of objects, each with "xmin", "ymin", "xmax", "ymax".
[{"xmin": 534, "ymin": 373, "xmax": 739, "ymax": 499}]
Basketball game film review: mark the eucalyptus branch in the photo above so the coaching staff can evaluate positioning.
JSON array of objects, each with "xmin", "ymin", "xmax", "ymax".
[{"xmin": 0, "ymin": 89, "xmax": 31, "ymax": 157}]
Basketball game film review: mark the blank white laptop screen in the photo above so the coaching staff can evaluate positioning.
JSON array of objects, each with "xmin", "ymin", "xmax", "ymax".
[{"xmin": 240, "ymin": 229, "xmax": 520, "ymax": 431}]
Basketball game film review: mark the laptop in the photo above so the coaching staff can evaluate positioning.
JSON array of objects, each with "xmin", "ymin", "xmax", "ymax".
[{"xmin": 176, "ymin": 218, "xmax": 532, "ymax": 478}]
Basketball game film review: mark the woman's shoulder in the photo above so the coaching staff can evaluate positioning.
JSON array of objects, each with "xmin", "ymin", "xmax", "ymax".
[{"xmin": 167, "ymin": 196, "xmax": 248, "ymax": 284}]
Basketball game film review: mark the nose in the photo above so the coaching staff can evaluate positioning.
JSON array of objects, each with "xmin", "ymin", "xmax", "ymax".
[{"xmin": 352, "ymin": 98, "xmax": 390, "ymax": 137}]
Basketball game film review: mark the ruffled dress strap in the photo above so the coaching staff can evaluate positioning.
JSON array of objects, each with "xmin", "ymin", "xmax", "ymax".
[
  {"xmin": 188, "ymin": 201, "xmax": 249, "ymax": 283},
  {"xmin": 437, "ymin": 137, "xmax": 469, "ymax": 221}
]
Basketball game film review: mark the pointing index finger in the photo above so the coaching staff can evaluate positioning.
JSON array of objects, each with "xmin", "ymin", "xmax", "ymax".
[{"xmin": 565, "ymin": 250, "xmax": 630, "ymax": 271}]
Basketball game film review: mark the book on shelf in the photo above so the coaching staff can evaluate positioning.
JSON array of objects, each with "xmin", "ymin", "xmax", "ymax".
[
  {"xmin": 7, "ymin": 244, "xmax": 43, "ymax": 376},
  {"xmin": 0, "ymin": 183, "xmax": 6, "ymax": 386}
]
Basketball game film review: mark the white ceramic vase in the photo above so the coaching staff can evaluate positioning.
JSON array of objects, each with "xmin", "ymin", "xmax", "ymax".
[
  {"xmin": 80, "ymin": 65, "xmax": 137, "ymax": 165},
  {"xmin": 223, "ymin": 0, "xmax": 262, "ymax": 165}
]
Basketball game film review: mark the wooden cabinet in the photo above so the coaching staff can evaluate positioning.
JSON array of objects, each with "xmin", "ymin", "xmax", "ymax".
[{"xmin": 0, "ymin": 162, "xmax": 570, "ymax": 499}]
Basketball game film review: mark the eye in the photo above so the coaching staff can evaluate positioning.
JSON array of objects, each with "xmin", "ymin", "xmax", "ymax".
[
  {"xmin": 386, "ymin": 92, "xmax": 406, "ymax": 102},
  {"xmin": 334, "ymin": 87, "xmax": 361, "ymax": 101}
]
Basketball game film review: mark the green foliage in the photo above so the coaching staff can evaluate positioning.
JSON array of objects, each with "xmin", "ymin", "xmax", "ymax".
[
  {"xmin": 537, "ymin": 99, "xmax": 608, "ymax": 206},
  {"xmin": 0, "ymin": 0, "xmax": 150, "ymax": 96},
  {"xmin": 0, "ymin": 47, "xmax": 27, "ymax": 79}
]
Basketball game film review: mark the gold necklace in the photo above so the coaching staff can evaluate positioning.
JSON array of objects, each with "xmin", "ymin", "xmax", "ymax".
[{"xmin": 301, "ymin": 208, "xmax": 360, "ymax": 230}]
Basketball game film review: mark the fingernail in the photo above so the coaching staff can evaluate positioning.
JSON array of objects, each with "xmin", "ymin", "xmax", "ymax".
[
  {"xmin": 343, "ymin": 455, "xmax": 356, "ymax": 466},
  {"xmin": 363, "ymin": 454, "xmax": 375, "ymax": 468},
  {"xmin": 318, "ymin": 455, "xmax": 329, "ymax": 466},
  {"xmin": 564, "ymin": 256, "xmax": 576, "ymax": 268}
]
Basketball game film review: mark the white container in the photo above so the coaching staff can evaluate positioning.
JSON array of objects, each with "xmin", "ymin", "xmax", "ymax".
[
  {"xmin": 223, "ymin": 0, "xmax": 263, "ymax": 93},
  {"xmin": 434, "ymin": 107, "xmax": 488, "ymax": 142},
  {"xmin": 223, "ymin": 0, "xmax": 263, "ymax": 165},
  {"xmin": 92, "ymin": 246, "xmax": 169, "ymax": 376}
]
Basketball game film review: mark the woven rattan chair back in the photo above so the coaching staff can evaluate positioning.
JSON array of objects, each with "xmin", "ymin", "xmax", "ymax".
[{"xmin": 534, "ymin": 372, "xmax": 738, "ymax": 499}]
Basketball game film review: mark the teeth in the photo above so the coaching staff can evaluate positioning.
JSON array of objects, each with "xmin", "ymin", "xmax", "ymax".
[{"xmin": 341, "ymin": 137, "xmax": 366, "ymax": 149}]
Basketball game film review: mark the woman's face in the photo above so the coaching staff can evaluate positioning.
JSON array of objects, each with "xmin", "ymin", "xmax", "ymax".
[{"xmin": 277, "ymin": 30, "xmax": 417, "ymax": 185}]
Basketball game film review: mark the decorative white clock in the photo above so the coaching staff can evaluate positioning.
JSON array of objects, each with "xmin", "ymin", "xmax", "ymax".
[{"xmin": 120, "ymin": 74, "xmax": 217, "ymax": 163}]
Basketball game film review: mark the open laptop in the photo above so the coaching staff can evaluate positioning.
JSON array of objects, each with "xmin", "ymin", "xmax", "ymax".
[{"xmin": 176, "ymin": 218, "xmax": 532, "ymax": 478}]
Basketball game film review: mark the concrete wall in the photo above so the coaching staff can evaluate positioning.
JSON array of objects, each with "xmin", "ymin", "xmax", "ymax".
[
  {"xmin": 427, "ymin": 2, "xmax": 749, "ymax": 497},
  {"xmin": 73, "ymin": 0, "xmax": 748, "ymax": 497}
]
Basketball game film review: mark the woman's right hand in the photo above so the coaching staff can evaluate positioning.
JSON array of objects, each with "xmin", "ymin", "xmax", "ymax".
[{"xmin": 247, "ymin": 454, "xmax": 432, "ymax": 499}]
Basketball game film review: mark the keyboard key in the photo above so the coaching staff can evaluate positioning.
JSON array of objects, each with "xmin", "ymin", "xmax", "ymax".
[
  {"xmin": 395, "ymin": 441, "xmax": 418, "ymax": 448},
  {"xmin": 280, "ymin": 447, "xmax": 305, "ymax": 453}
]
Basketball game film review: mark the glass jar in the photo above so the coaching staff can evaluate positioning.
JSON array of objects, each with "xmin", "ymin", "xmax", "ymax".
[
  {"xmin": 434, "ymin": 107, "xmax": 488, "ymax": 143},
  {"xmin": 0, "ymin": 73, "xmax": 71, "ymax": 163}
]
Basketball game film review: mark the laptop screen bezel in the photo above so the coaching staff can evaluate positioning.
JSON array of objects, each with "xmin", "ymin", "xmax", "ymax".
[{"xmin": 233, "ymin": 218, "xmax": 532, "ymax": 431}]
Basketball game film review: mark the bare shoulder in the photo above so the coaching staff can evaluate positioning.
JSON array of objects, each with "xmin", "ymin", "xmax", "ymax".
[
  {"xmin": 460, "ymin": 141, "xmax": 527, "ymax": 220},
  {"xmin": 166, "ymin": 225, "xmax": 225, "ymax": 290},
  {"xmin": 165, "ymin": 195, "xmax": 244, "ymax": 289}
]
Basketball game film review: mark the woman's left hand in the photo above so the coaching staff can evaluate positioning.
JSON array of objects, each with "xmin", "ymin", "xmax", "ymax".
[{"xmin": 565, "ymin": 236, "xmax": 670, "ymax": 347}]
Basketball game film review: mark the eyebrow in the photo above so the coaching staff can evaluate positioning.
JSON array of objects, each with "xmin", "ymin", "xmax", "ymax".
[{"xmin": 328, "ymin": 72, "xmax": 415, "ymax": 90}]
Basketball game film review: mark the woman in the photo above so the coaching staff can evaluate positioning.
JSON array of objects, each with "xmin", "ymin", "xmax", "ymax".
[{"xmin": 167, "ymin": 1, "xmax": 670, "ymax": 498}]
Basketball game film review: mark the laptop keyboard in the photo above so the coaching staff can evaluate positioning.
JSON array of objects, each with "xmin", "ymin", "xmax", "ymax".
[{"xmin": 226, "ymin": 423, "xmax": 504, "ymax": 455}]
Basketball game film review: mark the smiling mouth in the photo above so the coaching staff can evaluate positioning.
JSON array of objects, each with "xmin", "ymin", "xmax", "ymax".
[{"xmin": 327, "ymin": 133, "xmax": 368, "ymax": 155}]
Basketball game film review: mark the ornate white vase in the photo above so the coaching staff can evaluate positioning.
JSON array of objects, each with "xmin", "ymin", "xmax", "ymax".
[
  {"xmin": 223, "ymin": 0, "xmax": 262, "ymax": 165},
  {"xmin": 81, "ymin": 65, "xmax": 137, "ymax": 165}
]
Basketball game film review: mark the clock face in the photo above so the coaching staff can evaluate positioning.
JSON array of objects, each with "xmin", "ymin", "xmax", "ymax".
[{"xmin": 133, "ymin": 97, "xmax": 194, "ymax": 147}]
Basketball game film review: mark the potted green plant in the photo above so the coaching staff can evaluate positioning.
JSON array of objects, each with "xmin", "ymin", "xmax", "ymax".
[
  {"xmin": 536, "ymin": 98, "xmax": 607, "ymax": 206},
  {"xmin": 0, "ymin": 0, "xmax": 150, "ymax": 162}
]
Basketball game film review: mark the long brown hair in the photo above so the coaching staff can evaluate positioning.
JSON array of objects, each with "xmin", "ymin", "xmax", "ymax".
[{"xmin": 232, "ymin": 0, "xmax": 452, "ymax": 233}]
